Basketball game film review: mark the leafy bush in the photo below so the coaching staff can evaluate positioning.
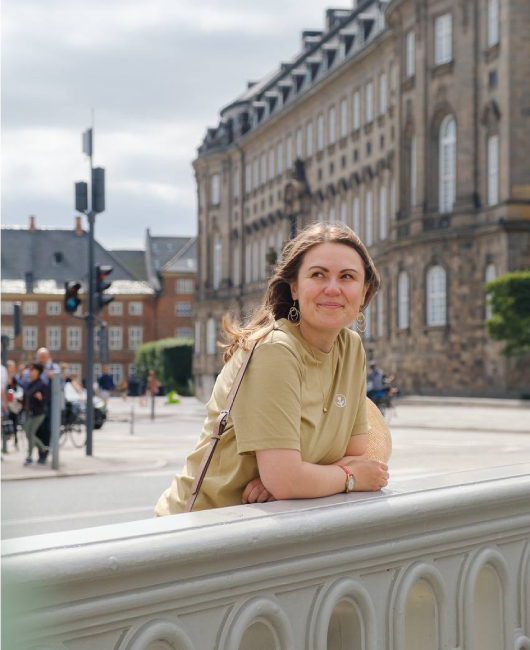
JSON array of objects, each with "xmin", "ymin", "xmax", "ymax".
[
  {"xmin": 135, "ymin": 338, "xmax": 194, "ymax": 395},
  {"xmin": 485, "ymin": 270, "xmax": 530, "ymax": 356}
]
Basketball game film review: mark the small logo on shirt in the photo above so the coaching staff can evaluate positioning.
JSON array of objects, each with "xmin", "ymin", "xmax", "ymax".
[{"xmin": 335, "ymin": 394, "xmax": 347, "ymax": 408}]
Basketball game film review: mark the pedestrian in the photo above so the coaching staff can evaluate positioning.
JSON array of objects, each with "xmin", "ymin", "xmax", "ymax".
[
  {"xmin": 6, "ymin": 360, "xmax": 22, "ymax": 449},
  {"xmin": 147, "ymin": 370, "xmax": 159, "ymax": 397},
  {"xmin": 120, "ymin": 377, "xmax": 128, "ymax": 401},
  {"xmin": 156, "ymin": 222, "xmax": 390, "ymax": 516},
  {"xmin": 22, "ymin": 362, "xmax": 50, "ymax": 466},
  {"xmin": 26, "ymin": 348, "xmax": 60, "ymax": 462},
  {"xmin": 97, "ymin": 365, "xmax": 115, "ymax": 408}
]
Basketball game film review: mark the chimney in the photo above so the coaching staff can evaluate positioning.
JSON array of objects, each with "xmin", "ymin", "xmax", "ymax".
[
  {"xmin": 75, "ymin": 215, "xmax": 84, "ymax": 235},
  {"xmin": 29, "ymin": 215, "xmax": 36, "ymax": 232}
]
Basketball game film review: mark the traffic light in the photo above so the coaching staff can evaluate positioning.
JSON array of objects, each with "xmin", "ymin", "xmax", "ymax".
[
  {"xmin": 91, "ymin": 167, "xmax": 105, "ymax": 214},
  {"xmin": 94, "ymin": 265, "xmax": 114, "ymax": 312},
  {"xmin": 75, "ymin": 181, "xmax": 88, "ymax": 213},
  {"xmin": 64, "ymin": 281, "xmax": 82, "ymax": 314}
]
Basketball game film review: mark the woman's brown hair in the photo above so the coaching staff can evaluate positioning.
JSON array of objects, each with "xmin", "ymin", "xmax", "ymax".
[{"xmin": 220, "ymin": 221, "xmax": 380, "ymax": 361}]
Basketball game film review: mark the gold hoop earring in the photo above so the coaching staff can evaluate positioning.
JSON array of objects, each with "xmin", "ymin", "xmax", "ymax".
[
  {"xmin": 288, "ymin": 300, "xmax": 301, "ymax": 325},
  {"xmin": 356, "ymin": 312, "xmax": 366, "ymax": 332}
]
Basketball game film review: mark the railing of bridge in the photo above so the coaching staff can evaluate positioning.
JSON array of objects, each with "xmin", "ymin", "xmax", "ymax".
[{"xmin": 2, "ymin": 464, "xmax": 530, "ymax": 650}]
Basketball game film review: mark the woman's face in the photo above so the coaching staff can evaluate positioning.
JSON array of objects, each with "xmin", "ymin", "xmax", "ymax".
[{"xmin": 290, "ymin": 242, "xmax": 368, "ymax": 334}]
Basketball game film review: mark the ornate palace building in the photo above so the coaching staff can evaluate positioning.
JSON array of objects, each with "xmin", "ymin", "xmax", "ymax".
[{"xmin": 192, "ymin": 0, "xmax": 530, "ymax": 400}]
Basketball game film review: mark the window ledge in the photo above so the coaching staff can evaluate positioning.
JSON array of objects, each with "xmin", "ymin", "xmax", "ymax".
[
  {"xmin": 316, "ymin": 151, "xmax": 324, "ymax": 162},
  {"xmin": 339, "ymin": 137, "xmax": 348, "ymax": 149},
  {"xmin": 351, "ymin": 130, "xmax": 361, "ymax": 142},
  {"xmin": 424, "ymin": 324, "xmax": 449, "ymax": 332},
  {"xmin": 484, "ymin": 43, "xmax": 500, "ymax": 63},
  {"xmin": 402, "ymin": 76, "xmax": 415, "ymax": 92},
  {"xmin": 377, "ymin": 115, "xmax": 386, "ymax": 128},
  {"xmin": 327, "ymin": 144, "xmax": 336, "ymax": 155},
  {"xmin": 364, "ymin": 122, "xmax": 374, "ymax": 135},
  {"xmin": 431, "ymin": 60, "xmax": 454, "ymax": 78}
]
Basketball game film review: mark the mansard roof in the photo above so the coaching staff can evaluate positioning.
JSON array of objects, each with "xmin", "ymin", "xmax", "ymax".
[{"xmin": 199, "ymin": 0, "xmax": 390, "ymax": 157}]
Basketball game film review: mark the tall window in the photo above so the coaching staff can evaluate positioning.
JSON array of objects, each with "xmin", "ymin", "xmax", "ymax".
[
  {"xmin": 340, "ymin": 202, "xmax": 347, "ymax": 224},
  {"xmin": 245, "ymin": 243, "xmax": 252, "ymax": 282},
  {"xmin": 213, "ymin": 234, "xmax": 222, "ymax": 289},
  {"xmin": 410, "ymin": 136, "xmax": 417, "ymax": 208},
  {"xmin": 353, "ymin": 91, "xmax": 361, "ymax": 130},
  {"xmin": 67, "ymin": 326, "xmax": 82, "ymax": 351},
  {"xmin": 128, "ymin": 326, "xmax": 143, "ymax": 350},
  {"xmin": 206, "ymin": 318, "xmax": 216, "ymax": 355},
  {"xmin": 329, "ymin": 206, "xmax": 336, "ymax": 221},
  {"xmin": 277, "ymin": 141, "xmax": 283, "ymax": 174},
  {"xmin": 352, "ymin": 197, "xmax": 360, "ymax": 233},
  {"xmin": 340, "ymin": 98, "xmax": 348, "ymax": 138},
  {"xmin": 260, "ymin": 236, "xmax": 267, "ymax": 279},
  {"xmin": 252, "ymin": 240, "xmax": 259, "ymax": 282},
  {"xmin": 277, "ymin": 230, "xmax": 284, "ymax": 257},
  {"xmin": 364, "ymin": 304, "xmax": 372, "ymax": 339},
  {"xmin": 286, "ymin": 135, "xmax": 293, "ymax": 169},
  {"xmin": 406, "ymin": 31, "xmax": 415, "ymax": 77},
  {"xmin": 487, "ymin": 0, "xmax": 499, "ymax": 47},
  {"xmin": 260, "ymin": 153, "xmax": 267, "ymax": 185},
  {"xmin": 176, "ymin": 278, "xmax": 194, "ymax": 293},
  {"xmin": 485, "ymin": 263, "xmax": 497, "ymax": 320},
  {"xmin": 268, "ymin": 148, "xmax": 275, "ymax": 179},
  {"xmin": 379, "ymin": 73, "xmax": 387, "ymax": 115},
  {"xmin": 435, "ymin": 14, "xmax": 452, "ymax": 65},
  {"xmin": 398, "ymin": 272, "xmax": 409, "ymax": 329},
  {"xmin": 426, "ymin": 266, "xmax": 447, "ymax": 326},
  {"xmin": 390, "ymin": 63, "xmax": 397, "ymax": 104},
  {"xmin": 379, "ymin": 185, "xmax": 387, "ymax": 240},
  {"xmin": 390, "ymin": 178, "xmax": 396, "ymax": 220},
  {"xmin": 23, "ymin": 301, "xmax": 38, "ymax": 315},
  {"xmin": 365, "ymin": 191, "xmax": 373, "ymax": 246},
  {"xmin": 306, "ymin": 122, "xmax": 313, "ymax": 157},
  {"xmin": 109, "ymin": 364, "xmax": 123, "ymax": 387},
  {"xmin": 296, "ymin": 128, "xmax": 303, "ymax": 159},
  {"xmin": 46, "ymin": 302, "xmax": 61, "ymax": 316},
  {"xmin": 365, "ymin": 82, "xmax": 374, "ymax": 123},
  {"xmin": 109, "ymin": 326, "xmax": 123, "ymax": 350},
  {"xmin": 175, "ymin": 327, "xmax": 193, "ymax": 340},
  {"xmin": 439, "ymin": 116, "xmax": 456, "ymax": 213},
  {"xmin": 211, "ymin": 174, "xmax": 220, "ymax": 205},
  {"xmin": 317, "ymin": 114, "xmax": 325, "ymax": 151},
  {"xmin": 232, "ymin": 244, "xmax": 240, "ymax": 286},
  {"xmin": 328, "ymin": 106, "xmax": 336, "ymax": 145},
  {"xmin": 175, "ymin": 302, "xmax": 193, "ymax": 316},
  {"xmin": 23, "ymin": 326, "xmax": 38, "ymax": 351},
  {"xmin": 1, "ymin": 327, "xmax": 14, "ymax": 350},
  {"xmin": 1, "ymin": 302, "xmax": 14, "ymax": 315},
  {"xmin": 377, "ymin": 291, "xmax": 384, "ymax": 337},
  {"xmin": 194, "ymin": 321, "xmax": 201, "ymax": 355},
  {"xmin": 46, "ymin": 326, "xmax": 61, "ymax": 351},
  {"xmin": 487, "ymin": 135, "xmax": 499, "ymax": 206},
  {"xmin": 245, "ymin": 165, "xmax": 251, "ymax": 193},
  {"xmin": 233, "ymin": 167, "xmax": 240, "ymax": 198}
]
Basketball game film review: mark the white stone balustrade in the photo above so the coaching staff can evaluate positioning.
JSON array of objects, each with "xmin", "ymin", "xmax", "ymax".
[{"xmin": 2, "ymin": 464, "xmax": 530, "ymax": 650}]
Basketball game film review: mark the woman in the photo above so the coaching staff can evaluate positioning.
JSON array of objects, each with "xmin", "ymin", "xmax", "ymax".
[
  {"xmin": 22, "ymin": 362, "xmax": 50, "ymax": 466},
  {"xmin": 156, "ymin": 222, "xmax": 389, "ymax": 515}
]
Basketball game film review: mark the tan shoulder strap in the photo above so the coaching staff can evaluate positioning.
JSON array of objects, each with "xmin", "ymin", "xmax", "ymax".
[{"xmin": 184, "ymin": 340, "xmax": 258, "ymax": 513}]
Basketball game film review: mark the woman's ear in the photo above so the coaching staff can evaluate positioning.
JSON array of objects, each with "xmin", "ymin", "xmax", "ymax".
[
  {"xmin": 361, "ymin": 284, "xmax": 369, "ymax": 307},
  {"xmin": 290, "ymin": 281, "xmax": 298, "ymax": 301}
]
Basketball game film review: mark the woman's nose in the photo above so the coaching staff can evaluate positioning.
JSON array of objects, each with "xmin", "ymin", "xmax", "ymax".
[{"xmin": 324, "ymin": 279, "xmax": 341, "ymax": 294}]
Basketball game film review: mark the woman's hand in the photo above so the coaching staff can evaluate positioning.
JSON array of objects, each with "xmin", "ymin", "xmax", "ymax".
[
  {"xmin": 345, "ymin": 458, "xmax": 389, "ymax": 491},
  {"xmin": 242, "ymin": 477, "xmax": 277, "ymax": 504},
  {"xmin": 34, "ymin": 392, "xmax": 43, "ymax": 401}
]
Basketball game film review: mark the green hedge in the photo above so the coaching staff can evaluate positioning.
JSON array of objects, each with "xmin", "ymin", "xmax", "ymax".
[{"xmin": 135, "ymin": 338, "xmax": 194, "ymax": 395}]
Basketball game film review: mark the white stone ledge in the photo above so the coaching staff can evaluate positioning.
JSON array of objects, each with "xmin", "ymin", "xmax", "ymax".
[{"xmin": 3, "ymin": 463, "xmax": 530, "ymax": 650}]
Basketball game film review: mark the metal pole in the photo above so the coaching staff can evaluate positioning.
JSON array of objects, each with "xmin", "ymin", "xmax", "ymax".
[
  {"xmin": 151, "ymin": 392, "xmax": 155, "ymax": 421},
  {"xmin": 130, "ymin": 404, "xmax": 135, "ymax": 435},
  {"xmin": 85, "ymin": 212, "xmax": 95, "ymax": 456},
  {"xmin": 50, "ymin": 373, "xmax": 61, "ymax": 470}
]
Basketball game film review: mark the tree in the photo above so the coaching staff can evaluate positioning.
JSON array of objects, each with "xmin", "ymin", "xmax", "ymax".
[
  {"xmin": 135, "ymin": 338, "xmax": 194, "ymax": 395},
  {"xmin": 485, "ymin": 270, "xmax": 530, "ymax": 356}
]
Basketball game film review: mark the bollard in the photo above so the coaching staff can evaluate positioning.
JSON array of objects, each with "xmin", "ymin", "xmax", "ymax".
[
  {"xmin": 130, "ymin": 404, "xmax": 134, "ymax": 435},
  {"xmin": 50, "ymin": 373, "xmax": 61, "ymax": 470}
]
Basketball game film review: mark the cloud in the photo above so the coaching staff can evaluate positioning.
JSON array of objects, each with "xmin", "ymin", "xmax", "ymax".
[{"xmin": 2, "ymin": 0, "xmax": 352, "ymax": 248}]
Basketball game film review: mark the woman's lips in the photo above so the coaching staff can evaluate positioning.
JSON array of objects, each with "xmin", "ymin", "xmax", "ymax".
[{"xmin": 318, "ymin": 303, "xmax": 344, "ymax": 309}]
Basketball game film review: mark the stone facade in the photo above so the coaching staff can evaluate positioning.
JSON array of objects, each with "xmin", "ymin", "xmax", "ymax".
[{"xmin": 192, "ymin": 0, "xmax": 530, "ymax": 400}]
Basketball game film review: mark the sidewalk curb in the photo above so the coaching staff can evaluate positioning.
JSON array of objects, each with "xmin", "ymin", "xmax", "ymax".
[
  {"xmin": 1, "ymin": 458, "xmax": 168, "ymax": 482},
  {"xmin": 396, "ymin": 396, "xmax": 530, "ymax": 409}
]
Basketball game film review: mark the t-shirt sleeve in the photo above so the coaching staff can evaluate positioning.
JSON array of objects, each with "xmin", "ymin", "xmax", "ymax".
[
  {"xmin": 351, "ymin": 347, "xmax": 370, "ymax": 436},
  {"xmin": 231, "ymin": 341, "xmax": 302, "ymax": 455}
]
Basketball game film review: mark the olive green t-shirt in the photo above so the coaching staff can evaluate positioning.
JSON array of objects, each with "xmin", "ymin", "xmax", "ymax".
[{"xmin": 155, "ymin": 319, "xmax": 369, "ymax": 515}]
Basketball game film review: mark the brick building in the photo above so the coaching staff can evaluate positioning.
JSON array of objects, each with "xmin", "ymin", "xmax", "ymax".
[
  {"xmin": 1, "ymin": 218, "xmax": 196, "ymax": 387},
  {"xmin": 192, "ymin": 0, "xmax": 530, "ymax": 399}
]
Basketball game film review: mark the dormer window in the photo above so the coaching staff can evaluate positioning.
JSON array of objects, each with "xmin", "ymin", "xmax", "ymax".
[{"xmin": 52, "ymin": 252, "xmax": 64, "ymax": 266}]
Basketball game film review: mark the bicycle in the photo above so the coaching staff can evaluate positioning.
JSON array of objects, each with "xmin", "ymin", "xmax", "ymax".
[{"xmin": 59, "ymin": 403, "xmax": 86, "ymax": 448}]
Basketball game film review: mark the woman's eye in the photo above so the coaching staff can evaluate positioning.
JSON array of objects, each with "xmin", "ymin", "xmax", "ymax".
[{"xmin": 311, "ymin": 272, "xmax": 324, "ymax": 278}]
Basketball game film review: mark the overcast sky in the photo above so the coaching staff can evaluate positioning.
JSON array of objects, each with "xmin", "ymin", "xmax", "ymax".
[{"xmin": 2, "ymin": 0, "xmax": 352, "ymax": 249}]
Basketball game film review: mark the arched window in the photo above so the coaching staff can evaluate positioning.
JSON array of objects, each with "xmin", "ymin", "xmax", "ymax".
[
  {"xmin": 206, "ymin": 318, "xmax": 216, "ymax": 355},
  {"xmin": 426, "ymin": 265, "xmax": 447, "ymax": 326},
  {"xmin": 365, "ymin": 191, "xmax": 373, "ymax": 246},
  {"xmin": 398, "ymin": 271, "xmax": 409, "ymax": 330},
  {"xmin": 379, "ymin": 185, "xmax": 387, "ymax": 241},
  {"xmin": 232, "ymin": 244, "xmax": 240, "ymax": 287},
  {"xmin": 485, "ymin": 263, "xmax": 496, "ymax": 320},
  {"xmin": 212, "ymin": 234, "xmax": 222, "ymax": 289},
  {"xmin": 329, "ymin": 206, "xmax": 336, "ymax": 221},
  {"xmin": 439, "ymin": 116, "xmax": 456, "ymax": 213},
  {"xmin": 487, "ymin": 135, "xmax": 499, "ymax": 206},
  {"xmin": 211, "ymin": 174, "xmax": 220, "ymax": 205},
  {"xmin": 487, "ymin": 0, "xmax": 499, "ymax": 47}
]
